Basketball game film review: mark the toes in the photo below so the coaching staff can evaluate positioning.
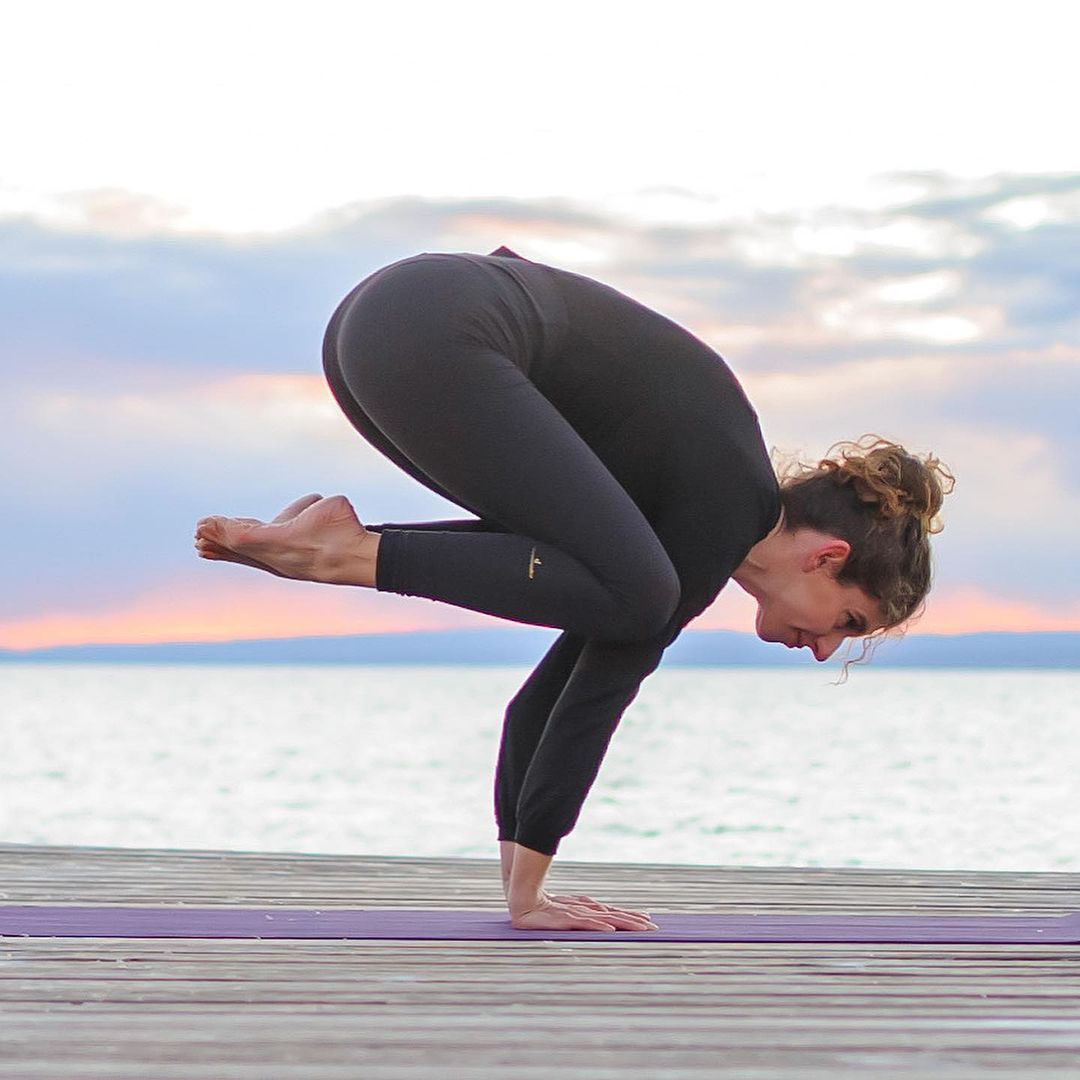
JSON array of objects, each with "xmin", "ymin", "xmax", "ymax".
[
  {"xmin": 196, "ymin": 515, "xmax": 274, "ymax": 555},
  {"xmin": 195, "ymin": 516, "xmax": 233, "ymax": 541},
  {"xmin": 302, "ymin": 493, "xmax": 363, "ymax": 530},
  {"xmin": 272, "ymin": 493, "xmax": 324, "ymax": 524},
  {"xmin": 202, "ymin": 517, "xmax": 264, "ymax": 550},
  {"xmin": 195, "ymin": 538, "xmax": 286, "ymax": 577}
]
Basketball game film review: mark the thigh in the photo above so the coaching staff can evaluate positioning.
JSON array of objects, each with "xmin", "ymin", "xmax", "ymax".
[
  {"xmin": 332, "ymin": 259, "xmax": 674, "ymax": 595},
  {"xmin": 322, "ymin": 273, "xmax": 491, "ymax": 519}
]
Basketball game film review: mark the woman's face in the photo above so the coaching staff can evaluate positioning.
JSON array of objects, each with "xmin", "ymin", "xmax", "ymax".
[{"xmin": 754, "ymin": 564, "xmax": 882, "ymax": 661}]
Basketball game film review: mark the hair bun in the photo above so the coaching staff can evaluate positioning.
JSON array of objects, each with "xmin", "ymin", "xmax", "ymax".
[{"xmin": 824, "ymin": 436, "xmax": 955, "ymax": 535}]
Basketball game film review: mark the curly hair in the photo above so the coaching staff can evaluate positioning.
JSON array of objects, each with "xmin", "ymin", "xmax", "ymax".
[{"xmin": 776, "ymin": 435, "xmax": 955, "ymax": 673}]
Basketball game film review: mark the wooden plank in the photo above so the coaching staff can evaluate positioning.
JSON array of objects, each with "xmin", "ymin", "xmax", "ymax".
[{"xmin": 0, "ymin": 844, "xmax": 1077, "ymax": 1078}]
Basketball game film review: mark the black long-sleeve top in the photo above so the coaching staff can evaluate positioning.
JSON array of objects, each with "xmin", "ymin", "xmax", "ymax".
[{"xmin": 375, "ymin": 247, "xmax": 781, "ymax": 856}]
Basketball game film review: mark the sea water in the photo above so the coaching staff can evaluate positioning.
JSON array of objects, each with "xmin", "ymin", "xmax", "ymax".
[{"xmin": 1, "ymin": 664, "xmax": 1077, "ymax": 871}]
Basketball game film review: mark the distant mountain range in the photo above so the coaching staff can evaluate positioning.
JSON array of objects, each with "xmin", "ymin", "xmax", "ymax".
[{"xmin": 1, "ymin": 630, "xmax": 1076, "ymax": 668}]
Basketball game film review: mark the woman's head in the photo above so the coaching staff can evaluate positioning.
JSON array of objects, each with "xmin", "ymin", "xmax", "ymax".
[
  {"xmin": 768, "ymin": 438, "xmax": 954, "ymax": 656},
  {"xmin": 778, "ymin": 435, "xmax": 953, "ymax": 629},
  {"xmin": 737, "ymin": 435, "xmax": 955, "ymax": 668}
]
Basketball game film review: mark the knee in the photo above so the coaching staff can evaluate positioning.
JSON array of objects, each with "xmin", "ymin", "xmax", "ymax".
[{"xmin": 608, "ymin": 558, "xmax": 681, "ymax": 643}]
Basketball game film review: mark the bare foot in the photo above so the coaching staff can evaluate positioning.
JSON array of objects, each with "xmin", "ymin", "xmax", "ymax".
[
  {"xmin": 194, "ymin": 493, "xmax": 324, "ymax": 577},
  {"xmin": 194, "ymin": 494, "xmax": 380, "ymax": 586}
]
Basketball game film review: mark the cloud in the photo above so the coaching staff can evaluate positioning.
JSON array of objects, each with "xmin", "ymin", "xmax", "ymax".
[
  {"xmin": 0, "ymin": 568, "xmax": 491, "ymax": 651},
  {"xmin": 742, "ymin": 352, "xmax": 1080, "ymax": 607},
  {"xmin": 915, "ymin": 586, "xmax": 1080, "ymax": 635},
  {"xmin": 1, "ymin": 366, "xmax": 473, "ymax": 621},
  {"xmin": 3, "ymin": 173, "xmax": 1079, "ymax": 643},
  {"xmin": 4, "ymin": 171, "xmax": 1077, "ymax": 377},
  {"xmin": 6, "ymin": 558, "xmax": 1072, "ymax": 653},
  {"xmin": 692, "ymin": 581, "xmax": 1080, "ymax": 635}
]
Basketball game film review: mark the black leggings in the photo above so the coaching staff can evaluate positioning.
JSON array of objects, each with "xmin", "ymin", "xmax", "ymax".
[{"xmin": 321, "ymin": 253, "xmax": 680, "ymax": 645}]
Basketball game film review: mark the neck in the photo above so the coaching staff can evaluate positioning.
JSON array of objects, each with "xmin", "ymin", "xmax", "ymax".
[{"xmin": 732, "ymin": 505, "xmax": 787, "ymax": 600}]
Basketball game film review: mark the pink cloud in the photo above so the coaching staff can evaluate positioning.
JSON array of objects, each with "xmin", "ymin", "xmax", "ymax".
[
  {"xmin": 0, "ymin": 571, "xmax": 489, "ymax": 651},
  {"xmin": 6, "ymin": 575, "xmax": 1077, "ymax": 652},
  {"xmin": 689, "ymin": 583, "xmax": 1080, "ymax": 636},
  {"xmin": 914, "ymin": 586, "xmax": 1080, "ymax": 634}
]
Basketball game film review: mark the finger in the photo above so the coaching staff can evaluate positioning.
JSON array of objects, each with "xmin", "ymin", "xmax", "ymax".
[
  {"xmin": 554, "ymin": 893, "xmax": 610, "ymax": 907},
  {"xmin": 600, "ymin": 905, "xmax": 652, "ymax": 919},
  {"xmin": 566, "ymin": 906, "xmax": 657, "ymax": 931},
  {"xmin": 609, "ymin": 916, "xmax": 659, "ymax": 931},
  {"xmin": 555, "ymin": 894, "xmax": 651, "ymax": 919},
  {"xmin": 569, "ymin": 916, "xmax": 620, "ymax": 932}
]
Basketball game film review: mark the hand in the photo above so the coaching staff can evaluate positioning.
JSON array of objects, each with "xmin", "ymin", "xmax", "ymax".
[
  {"xmin": 545, "ymin": 890, "xmax": 652, "ymax": 922},
  {"xmin": 511, "ymin": 891, "xmax": 658, "ymax": 932}
]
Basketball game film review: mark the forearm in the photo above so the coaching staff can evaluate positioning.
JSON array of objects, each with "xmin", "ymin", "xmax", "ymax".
[
  {"xmin": 511, "ymin": 638, "xmax": 667, "ymax": 855},
  {"xmin": 495, "ymin": 632, "xmax": 587, "ymax": 842}
]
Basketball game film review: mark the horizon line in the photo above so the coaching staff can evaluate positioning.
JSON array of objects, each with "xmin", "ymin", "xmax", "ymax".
[{"xmin": 2, "ymin": 625, "xmax": 1078, "ymax": 657}]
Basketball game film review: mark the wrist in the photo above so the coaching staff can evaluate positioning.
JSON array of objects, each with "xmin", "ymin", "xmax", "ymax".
[
  {"xmin": 505, "ymin": 843, "xmax": 553, "ymax": 912},
  {"xmin": 507, "ymin": 888, "xmax": 545, "ymax": 918},
  {"xmin": 498, "ymin": 839, "xmax": 516, "ymax": 898}
]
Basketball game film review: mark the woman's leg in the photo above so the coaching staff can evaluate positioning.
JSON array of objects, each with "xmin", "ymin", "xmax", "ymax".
[
  {"xmin": 326, "ymin": 298, "xmax": 598, "ymax": 847},
  {"xmin": 198, "ymin": 256, "xmax": 680, "ymax": 643},
  {"xmin": 331, "ymin": 256, "xmax": 680, "ymax": 644},
  {"xmin": 329, "ymin": 376, "xmax": 595, "ymax": 843},
  {"xmin": 196, "ymin": 279, "xmax": 512, "ymax": 571},
  {"xmin": 321, "ymin": 278, "xmax": 509, "ymax": 532}
]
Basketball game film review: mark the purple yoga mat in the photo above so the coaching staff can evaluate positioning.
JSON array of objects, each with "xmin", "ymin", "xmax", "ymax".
[{"xmin": 2, "ymin": 906, "xmax": 1078, "ymax": 943}]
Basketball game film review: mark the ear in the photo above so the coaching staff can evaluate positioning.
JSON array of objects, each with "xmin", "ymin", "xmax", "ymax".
[{"xmin": 806, "ymin": 538, "xmax": 851, "ymax": 576}]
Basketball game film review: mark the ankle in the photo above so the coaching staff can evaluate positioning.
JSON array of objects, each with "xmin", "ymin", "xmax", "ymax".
[
  {"xmin": 355, "ymin": 528, "xmax": 381, "ymax": 588},
  {"xmin": 314, "ymin": 525, "xmax": 380, "ymax": 587}
]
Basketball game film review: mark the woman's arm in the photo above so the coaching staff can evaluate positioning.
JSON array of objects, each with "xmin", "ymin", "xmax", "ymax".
[
  {"xmin": 493, "ymin": 632, "xmax": 672, "ymax": 931},
  {"xmin": 495, "ymin": 630, "xmax": 587, "ymax": 842},
  {"xmin": 509, "ymin": 635, "xmax": 669, "ymax": 855}
]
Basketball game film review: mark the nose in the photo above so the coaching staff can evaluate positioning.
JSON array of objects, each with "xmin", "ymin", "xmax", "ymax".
[{"xmin": 808, "ymin": 633, "xmax": 845, "ymax": 662}]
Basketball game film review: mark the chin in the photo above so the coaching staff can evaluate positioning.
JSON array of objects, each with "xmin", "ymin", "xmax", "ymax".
[{"xmin": 754, "ymin": 615, "xmax": 790, "ymax": 647}]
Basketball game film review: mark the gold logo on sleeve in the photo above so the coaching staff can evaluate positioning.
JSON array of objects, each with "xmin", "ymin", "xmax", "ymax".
[{"xmin": 527, "ymin": 547, "xmax": 543, "ymax": 579}]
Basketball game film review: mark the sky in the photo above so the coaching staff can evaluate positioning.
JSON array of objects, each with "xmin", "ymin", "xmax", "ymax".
[{"xmin": 2, "ymin": 0, "xmax": 1079, "ymax": 649}]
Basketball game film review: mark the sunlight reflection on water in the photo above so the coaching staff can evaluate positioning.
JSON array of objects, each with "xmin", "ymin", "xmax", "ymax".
[{"xmin": 3, "ymin": 664, "xmax": 1077, "ymax": 871}]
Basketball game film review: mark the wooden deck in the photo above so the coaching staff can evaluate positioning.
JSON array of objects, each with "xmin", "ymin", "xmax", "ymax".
[{"xmin": 1, "ymin": 844, "xmax": 1078, "ymax": 1078}]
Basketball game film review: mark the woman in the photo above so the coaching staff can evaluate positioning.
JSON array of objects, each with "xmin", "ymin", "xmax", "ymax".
[{"xmin": 195, "ymin": 246, "xmax": 952, "ymax": 933}]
